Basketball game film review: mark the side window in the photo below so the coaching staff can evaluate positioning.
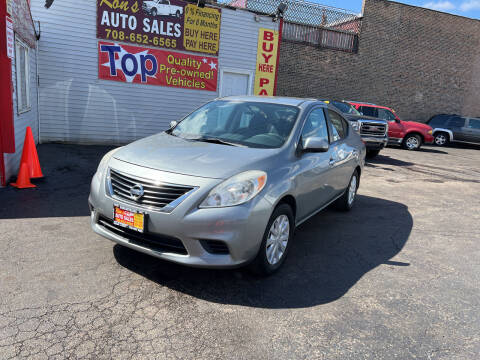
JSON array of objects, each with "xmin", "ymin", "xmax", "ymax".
[
  {"xmin": 447, "ymin": 116, "xmax": 466, "ymax": 128},
  {"xmin": 467, "ymin": 119, "xmax": 480, "ymax": 129},
  {"xmin": 359, "ymin": 106, "xmax": 377, "ymax": 117},
  {"xmin": 301, "ymin": 108, "xmax": 329, "ymax": 142},
  {"xmin": 377, "ymin": 108, "xmax": 396, "ymax": 121},
  {"xmin": 15, "ymin": 39, "xmax": 31, "ymax": 114},
  {"xmin": 328, "ymin": 110, "xmax": 347, "ymax": 142}
]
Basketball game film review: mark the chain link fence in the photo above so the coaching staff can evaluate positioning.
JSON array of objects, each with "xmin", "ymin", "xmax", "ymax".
[{"xmin": 221, "ymin": 0, "xmax": 362, "ymax": 52}]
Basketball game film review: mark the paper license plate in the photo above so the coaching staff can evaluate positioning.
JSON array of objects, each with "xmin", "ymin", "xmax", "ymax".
[{"xmin": 114, "ymin": 206, "xmax": 145, "ymax": 233}]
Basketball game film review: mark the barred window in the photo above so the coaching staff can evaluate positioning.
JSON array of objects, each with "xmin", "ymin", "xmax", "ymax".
[{"xmin": 15, "ymin": 38, "xmax": 31, "ymax": 114}]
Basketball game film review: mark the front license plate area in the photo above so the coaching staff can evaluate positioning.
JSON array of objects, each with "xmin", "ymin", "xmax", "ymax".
[{"xmin": 113, "ymin": 205, "xmax": 145, "ymax": 233}]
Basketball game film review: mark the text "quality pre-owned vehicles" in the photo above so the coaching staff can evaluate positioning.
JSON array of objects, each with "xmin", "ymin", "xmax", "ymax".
[{"xmin": 89, "ymin": 97, "xmax": 365, "ymax": 275}]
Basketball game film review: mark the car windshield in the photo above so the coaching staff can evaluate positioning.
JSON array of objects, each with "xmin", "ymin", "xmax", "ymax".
[
  {"xmin": 331, "ymin": 101, "xmax": 362, "ymax": 115},
  {"xmin": 170, "ymin": 100, "xmax": 300, "ymax": 149}
]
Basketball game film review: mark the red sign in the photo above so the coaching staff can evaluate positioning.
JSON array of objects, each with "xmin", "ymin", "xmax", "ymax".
[{"xmin": 98, "ymin": 41, "xmax": 218, "ymax": 91}]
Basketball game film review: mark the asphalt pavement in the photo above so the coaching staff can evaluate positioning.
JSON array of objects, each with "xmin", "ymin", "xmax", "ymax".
[{"xmin": 0, "ymin": 143, "xmax": 479, "ymax": 359}]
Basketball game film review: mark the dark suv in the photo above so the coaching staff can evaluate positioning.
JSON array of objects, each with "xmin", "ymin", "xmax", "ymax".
[{"xmin": 427, "ymin": 114, "xmax": 480, "ymax": 146}]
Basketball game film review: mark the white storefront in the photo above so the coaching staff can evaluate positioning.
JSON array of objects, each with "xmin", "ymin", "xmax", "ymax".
[{"xmin": 30, "ymin": 0, "xmax": 279, "ymax": 145}]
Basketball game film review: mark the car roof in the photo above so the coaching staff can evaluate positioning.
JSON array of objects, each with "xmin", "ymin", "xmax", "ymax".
[{"xmin": 218, "ymin": 96, "xmax": 319, "ymax": 107}]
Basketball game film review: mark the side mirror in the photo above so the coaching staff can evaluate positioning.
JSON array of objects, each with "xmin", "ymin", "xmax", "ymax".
[
  {"xmin": 302, "ymin": 137, "xmax": 329, "ymax": 153},
  {"xmin": 169, "ymin": 120, "xmax": 178, "ymax": 129}
]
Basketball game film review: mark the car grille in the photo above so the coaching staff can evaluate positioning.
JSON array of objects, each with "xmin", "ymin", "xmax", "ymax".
[
  {"xmin": 109, "ymin": 169, "xmax": 195, "ymax": 210},
  {"xmin": 97, "ymin": 215, "xmax": 188, "ymax": 255},
  {"xmin": 360, "ymin": 122, "xmax": 387, "ymax": 136}
]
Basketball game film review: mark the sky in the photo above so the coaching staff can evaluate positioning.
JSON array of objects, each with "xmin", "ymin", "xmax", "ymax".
[{"xmin": 309, "ymin": 0, "xmax": 480, "ymax": 19}]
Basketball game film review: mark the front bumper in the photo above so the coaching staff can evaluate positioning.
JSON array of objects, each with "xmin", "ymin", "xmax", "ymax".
[
  {"xmin": 89, "ymin": 158, "xmax": 272, "ymax": 268},
  {"xmin": 361, "ymin": 136, "xmax": 388, "ymax": 150},
  {"xmin": 424, "ymin": 134, "xmax": 434, "ymax": 144}
]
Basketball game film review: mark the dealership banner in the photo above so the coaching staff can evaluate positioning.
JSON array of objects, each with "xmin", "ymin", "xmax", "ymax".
[
  {"xmin": 97, "ymin": 0, "xmax": 221, "ymax": 55},
  {"xmin": 254, "ymin": 28, "xmax": 279, "ymax": 96},
  {"xmin": 98, "ymin": 41, "xmax": 218, "ymax": 91}
]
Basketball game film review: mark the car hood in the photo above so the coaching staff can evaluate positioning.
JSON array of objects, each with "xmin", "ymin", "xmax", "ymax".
[
  {"xmin": 113, "ymin": 132, "xmax": 279, "ymax": 179},
  {"xmin": 402, "ymin": 121, "xmax": 432, "ymax": 130}
]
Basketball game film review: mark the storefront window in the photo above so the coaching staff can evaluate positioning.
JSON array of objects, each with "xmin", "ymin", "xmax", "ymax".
[{"xmin": 15, "ymin": 39, "xmax": 30, "ymax": 114}]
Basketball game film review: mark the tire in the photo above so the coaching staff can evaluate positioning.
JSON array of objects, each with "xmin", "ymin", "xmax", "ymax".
[
  {"xmin": 434, "ymin": 132, "xmax": 449, "ymax": 146},
  {"xmin": 334, "ymin": 170, "xmax": 359, "ymax": 211},
  {"xmin": 402, "ymin": 133, "xmax": 422, "ymax": 150},
  {"xmin": 249, "ymin": 204, "xmax": 294, "ymax": 276},
  {"xmin": 366, "ymin": 149, "xmax": 380, "ymax": 159},
  {"xmin": 151, "ymin": 8, "xmax": 157, "ymax": 16},
  {"xmin": 176, "ymin": 10, "xmax": 181, "ymax": 18}
]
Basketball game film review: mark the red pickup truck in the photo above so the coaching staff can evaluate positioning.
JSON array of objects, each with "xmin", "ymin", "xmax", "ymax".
[{"xmin": 347, "ymin": 101, "xmax": 434, "ymax": 150}]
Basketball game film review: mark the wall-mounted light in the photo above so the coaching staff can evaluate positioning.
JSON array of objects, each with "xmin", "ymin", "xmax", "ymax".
[{"xmin": 273, "ymin": 2, "xmax": 288, "ymax": 22}]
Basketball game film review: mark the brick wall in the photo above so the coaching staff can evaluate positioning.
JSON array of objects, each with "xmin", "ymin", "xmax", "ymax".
[{"xmin": 277, "ymin": 0, "xmax": 480, "ymax": 122}]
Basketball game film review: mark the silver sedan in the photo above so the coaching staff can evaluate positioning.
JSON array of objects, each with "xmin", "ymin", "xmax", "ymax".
[{"xmin": 89, "ymin": 96, "xmax": 365, "ymax": 275}]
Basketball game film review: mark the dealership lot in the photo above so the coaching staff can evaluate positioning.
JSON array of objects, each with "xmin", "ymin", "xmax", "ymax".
[{"xmin": 0, "ymin": 144, "xmax": 479, "ymax": 359}]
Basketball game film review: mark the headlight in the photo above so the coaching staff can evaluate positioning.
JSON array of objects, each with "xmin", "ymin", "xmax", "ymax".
[
  {"xmin": 199, "ymin": 170, "xmax": 267, "ymax": 208},
  {"xmin": 350, "ymin": 121, "xmax": 360, "ymax": 132},
  {"xmin": 427, "ymin": 130, "xmax": 433, "ymax": 135}
]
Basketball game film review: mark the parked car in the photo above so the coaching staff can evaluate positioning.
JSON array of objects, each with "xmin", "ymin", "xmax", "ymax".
[
  {"xmin": 427, "ymin": 114, "xmax": 480, "ymax": 146},
  {"xmin": 323, "ymin": 100, "xmax": 388, "ymax": 158},
  {"xmin": 89, "ymin": 97, "xmax": 365, "ymax": 275},
  {"xmin": 142, "ymin": 0, "xmax": 183, "ymax": 17},
  {"xmin": 347, "ymin": 101, "xmax": 434, "ymax": 150}
]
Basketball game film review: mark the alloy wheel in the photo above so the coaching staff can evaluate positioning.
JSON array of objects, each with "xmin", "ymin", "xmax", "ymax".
[
  {"xmin": 266, "ymin": 215, "xmax": 290, "ymax": 265},
  {"xmin": 348, "ymin": 175, "xmax": 357, "ymax": 206},
  {"xmin": 435, "ymin": 134, "xmax": 447, "ymax": 145},
  {"xmin": 406, "ymin": 136, "xmax": 419, "ymax": 149}
]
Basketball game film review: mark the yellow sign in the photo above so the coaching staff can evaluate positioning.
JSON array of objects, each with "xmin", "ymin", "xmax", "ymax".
[
  {"xmin": 183, "ymin": 4, "xmax": 221, "ymax": 55},
  {"xmin": 254, "ymin": 28, "xmax": 280, "ymax": 96}
]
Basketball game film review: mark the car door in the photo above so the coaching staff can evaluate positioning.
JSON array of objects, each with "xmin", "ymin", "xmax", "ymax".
[
  {"xmin": 326, "ymin": 109, "xmax": 356, "ymax": 194},
  {"xmin": 378, "ymin": 108, "xmax": 402, "ymax": 139},
  {"xmin": 294, "ymin": 107, "xmax": 337, "ymax": 220},
  {"xmin": 446, "ymin": 116, "xmax": 467, "ymax": 141},
  {"xmin": 464, "ymin": 118, "xmax": 480, "ymax": 143},
  {"xmin": 157, "ymin": 0, "xmax": 169, "ymax": 15}
]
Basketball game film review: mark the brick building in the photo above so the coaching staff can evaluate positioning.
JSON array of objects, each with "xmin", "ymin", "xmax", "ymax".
[{"xmin": 277, "ymin": 0, "xmax": 480, "ymax": 122}]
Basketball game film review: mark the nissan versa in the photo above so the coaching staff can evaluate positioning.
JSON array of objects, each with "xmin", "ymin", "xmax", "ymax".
[{"xmin": 89, "ymin": 97, "xmax": 366, "ymax": 274}]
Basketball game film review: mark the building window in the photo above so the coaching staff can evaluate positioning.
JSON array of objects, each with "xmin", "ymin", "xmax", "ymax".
[{"xmin": 15, "ymin": 38, "xmax": 31, "ymax": 114}]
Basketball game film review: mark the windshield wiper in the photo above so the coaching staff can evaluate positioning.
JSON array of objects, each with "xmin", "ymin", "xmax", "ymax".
[{"xmin": 192, "ymin": 137, "xmax": 245, "ymax": 147}]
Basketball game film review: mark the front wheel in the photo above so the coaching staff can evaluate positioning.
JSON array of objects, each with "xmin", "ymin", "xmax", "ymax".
[
  {"xmin": 151, "ymin": 8, "xmax": 158, "ymax": 16},
  {"xmin": 434, "ymin": 132, "xmax": 449, "ymax": 146},
  {"xmin": 402, "ymin": 134, "xmax": 422, "ymax": 150},
  {"xmin": 249, "ymin": 204, "xmax": 294, "ymax": 276}
]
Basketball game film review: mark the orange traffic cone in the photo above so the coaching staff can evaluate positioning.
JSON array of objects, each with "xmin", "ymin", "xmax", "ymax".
[
  {"xmin": 10, "ymin": 162, "xmax": 36, "ymax": 188},
  {"xmin": 19, "ymin": 126, "xmax": 43, "ymax": 179}
]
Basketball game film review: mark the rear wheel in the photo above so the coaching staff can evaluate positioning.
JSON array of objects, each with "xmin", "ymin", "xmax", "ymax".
[
  {"xmin": 151, "ymin": 8, "xmax": 157, "ymax": 16},
  {"xmin": 366, "ymin": 149, "xmax": 380, "ymax": 159},
  {"xmin": 334, "ymin": 170, "xmax": 359, "ymax": 211},
  {"xmin": 402, "ymin": 134, "xmax": 422, "ymax": 150},
  {"xmin": 249, "ymin": 204, "xmax": 294, "ymax": 276},
  {"xmin": 176, "ymin": 10, "xmax": 181, "ymax": 18},
  {"xmin": 434, "ymin": 132, "xmax": 449, "ymax": 146}
]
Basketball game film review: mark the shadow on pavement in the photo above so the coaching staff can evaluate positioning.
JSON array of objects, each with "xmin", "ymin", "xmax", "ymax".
[
  {"xmin": 0, "ymin": 144, "xmax": 115, "ymax": 219},
  {"xmin": 366, "ymin": 154, "xmax": 415, "ymax": 167},
  {"xmin": 114, "ymin": 195, "xmax": 413, "ymax": 309}
]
